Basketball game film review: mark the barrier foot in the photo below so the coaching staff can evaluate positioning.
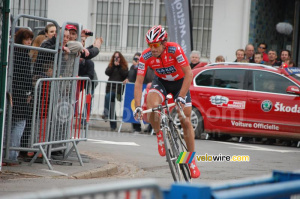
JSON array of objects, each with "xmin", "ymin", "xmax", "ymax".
[
  {"xmin": 239, "ymin": 137, "xmax": 243, "ymax": 142},
  {"xmin": 28, "ymin": 145, "xmax": 53, "ymax": 170},
  {"xmin": 72, "ymin": 140, "xmax": 84, "ymax": 166},
  {"xmin": 118, "ymin": 122, "xmax": 123, "ymax": 133},
  {"xmin": 297, "ymin": 141, "xmax": 300, "ymax": 148}
]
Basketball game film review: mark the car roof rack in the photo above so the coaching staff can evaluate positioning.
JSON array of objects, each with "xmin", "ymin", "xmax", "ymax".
[{"xmin": 205, "ymin": 62, "xmax": 278, "ymax": 71}]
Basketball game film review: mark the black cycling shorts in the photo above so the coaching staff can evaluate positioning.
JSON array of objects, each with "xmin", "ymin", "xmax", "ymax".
[{"xmin": 149, "ymin": 76, "xmax": 192, "ymax": 107}]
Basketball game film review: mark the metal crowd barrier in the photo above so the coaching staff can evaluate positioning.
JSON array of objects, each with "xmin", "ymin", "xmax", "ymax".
[
  {"xmin": 4, "ymin": 14, "xmax": 60, "ymax": 161},
  {"xmin": 4, "ymin": 14, "xmax": 86, "ymax": 169},
  {"xmin": 90, "ymin": 80, "xmax": 126, "ymax": 133},
  {"xmin": 2, "ymin": 171, "xmax": 300, "ymax": 199},
  {"xmin": 28, "ymin": 77, "xmax": 91, "ymax": 170}
]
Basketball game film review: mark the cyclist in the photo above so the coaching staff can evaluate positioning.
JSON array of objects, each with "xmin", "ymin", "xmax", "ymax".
[{"xmin": 133, "ymin": 25, "xmax": 200, "ymax": 178}]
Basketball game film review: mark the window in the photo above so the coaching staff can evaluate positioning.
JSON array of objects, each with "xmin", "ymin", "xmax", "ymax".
[
  {"xmin": 213, "ymin": 69, "xmax": 245, "ymax": 89},
  {"xmin": 252, "ymin": 71, "xmax": 297, "ymax": 94},
  {"xmin": 96, "ymin": 0, "xmax": 213, "ymax": 56},
  {"xmin": 11, "ymin": 0, "xmax": 48, "ymax": 34},
  {"xmin": 195, "ymin": 69, "xmax": 214, "ymax": 86},
  {"xmin": 195, "ymin": 69, "xmax": 245, "ymax": 89},
  {"xmin": 191, "ymin": 0, "xmax": 214, "ymax": 58}
]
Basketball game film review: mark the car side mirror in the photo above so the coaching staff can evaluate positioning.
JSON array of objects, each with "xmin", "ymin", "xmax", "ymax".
[{"xmin": 286, "ymin": 86, "xmax": 300, "ymax": 95}]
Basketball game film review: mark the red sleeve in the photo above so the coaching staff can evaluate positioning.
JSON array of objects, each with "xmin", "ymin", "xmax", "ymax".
[
  {"xmin": 138, "ymin": 49, "xmax": 154, "ymax": 76},
  {"xmin": 137, "ymin": 52, "xmax": 148, "ymax": 77},
  {"xmin": 174, "ymin": 44, "xmax": 189, "ymax": 67}
]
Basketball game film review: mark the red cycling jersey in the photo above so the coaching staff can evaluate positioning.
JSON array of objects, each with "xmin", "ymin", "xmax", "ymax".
[{"xmin": 137, "ymin": 42, "xmax": 189, "ymax": 81}]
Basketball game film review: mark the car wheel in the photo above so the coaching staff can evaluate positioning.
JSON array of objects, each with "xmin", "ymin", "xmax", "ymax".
[{"xmin": 171, "ymin": 106, "xmax": 204, "ymax": 139}]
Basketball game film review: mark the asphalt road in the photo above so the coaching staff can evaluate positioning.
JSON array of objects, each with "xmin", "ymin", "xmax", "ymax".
[{"xmin": 1, "ymin": 130, "xmax": 300, "ymax": 197}]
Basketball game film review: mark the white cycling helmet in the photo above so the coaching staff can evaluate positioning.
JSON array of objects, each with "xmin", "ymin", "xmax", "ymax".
[{"xmin": 146, "ymin": 25, "xmax": 168, "ymax": 44}]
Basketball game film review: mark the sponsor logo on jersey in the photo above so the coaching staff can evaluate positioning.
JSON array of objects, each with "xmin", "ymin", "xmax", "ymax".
[
  {"xmin": 155, "ymin": 65, "xmax": 176, "ymax": 75},
  {"xmin": 150, "ymin": 60, "xmax": 154, "ymax": 64},
  {"xmin": 176, "ymin": 54, "xmax": 185, "ymax": 63},
  {"xmin": 156, "ymin": 59, "xmax": 160, "ymax": 63},
  {"xmin": 168, "ymin": 46, "xmax": 176, "ymax": 54},
  {"xmin": 143, "ymin": 51, "xmax": 152, "ymax": 60},
  {"xmin": 138, "ymin": 62, "xmax": 145, "ymax": 70}
]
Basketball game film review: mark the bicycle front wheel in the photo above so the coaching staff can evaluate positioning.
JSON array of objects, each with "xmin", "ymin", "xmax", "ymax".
[
  {"xmin": 173, "ymin": 125, "xmax": 191, "ymax": 182},
  {"xmin": 162, "ymin": 127, "xmax": 183, "ymax": 182}
]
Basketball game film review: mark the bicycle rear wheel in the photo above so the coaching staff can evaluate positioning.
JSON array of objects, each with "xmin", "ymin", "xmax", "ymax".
[{"xmin": 162, "ymin": 126, "xmax": 184, "ymax": 182}]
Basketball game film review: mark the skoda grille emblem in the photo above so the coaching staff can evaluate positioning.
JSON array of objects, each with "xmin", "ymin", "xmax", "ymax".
[{"xmin": 261, "ymin": 100, "xmax": 272, "ymax": 112}]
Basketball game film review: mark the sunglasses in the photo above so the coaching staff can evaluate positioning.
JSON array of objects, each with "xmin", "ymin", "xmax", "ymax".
[
  {"xmin": 259, "ymin": 46, "xmax": 266, "ymax": 49},
  {"xmin": 114, "ymin": 56, "xmax": 120, "ymax": 59},
  {"xmin": 133, "ymin": 57, "xmax": 139, "ymax": 62},
  {"xmin": 148, "ymin": 42, "xmax": 161, "ymax": 48}
]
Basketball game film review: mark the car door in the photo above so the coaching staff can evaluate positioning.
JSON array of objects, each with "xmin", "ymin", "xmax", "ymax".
[
  {"xmin": 192, "ymin": 68, "xmax": 248, "ymax": 133},
  {"xmin": 246, "ymin": 69, "xmax": 300, "ymax": 138}
]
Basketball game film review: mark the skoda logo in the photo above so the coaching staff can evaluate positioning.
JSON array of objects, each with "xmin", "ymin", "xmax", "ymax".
[{"xmin": 261, "ymin": 100, "xmax": 272, "ymax": 112}]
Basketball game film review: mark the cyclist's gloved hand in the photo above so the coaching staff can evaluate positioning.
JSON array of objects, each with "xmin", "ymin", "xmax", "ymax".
[
  {"xmin": 175, "ymin": 96, "xmax": 186, "ymax": 105},
  {"xmin": 133, "ymin": 106, "xmax": 143, "ymax": 121},
  {"xmin": 175, "ymin": 96, "xmax": 186, "ymax": 110}
]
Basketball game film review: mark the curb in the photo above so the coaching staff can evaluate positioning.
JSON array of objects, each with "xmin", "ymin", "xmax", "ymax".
[{"xmin": 71, "ymin": 164, "xmax": 118, "ymax": 179}]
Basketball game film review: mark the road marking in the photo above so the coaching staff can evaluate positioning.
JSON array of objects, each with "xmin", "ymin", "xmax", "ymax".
[
  {"xmin": 214, "ymin": 141, "xmax": 300, "ymax": 153},
  {"xmin": 88, "ymin": 139, "xmax": 140, "ymax": 146},
  {"xmin": 42, "ymin": 169, "xmax": 69, "ymax": 176}
]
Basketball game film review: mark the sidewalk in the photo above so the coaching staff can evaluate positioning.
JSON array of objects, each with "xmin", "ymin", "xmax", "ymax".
[{"xmin": 1, "ymin": 120, "xmax": 134, "ymax": 180}]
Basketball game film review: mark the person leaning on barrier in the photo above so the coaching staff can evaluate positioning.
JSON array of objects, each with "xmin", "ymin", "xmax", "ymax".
[
  {"xmin": 44, "ymin": 23, "xmax": 56, "ymax": 40},
  {"xmin": 66, "ymin": 24, "xmax": 103, "ymax": 60},
  {"xmin": 133, "ymin": 25, "xmax": 200, "ymax": 178},
  {"xmin": 33, "ymin": 27, "xmax": 71, "ymax": 77},
  {"xmin": 103, "ymin": 51, "xmax": 128, "ymax": 131},
  {"xmin": 3, "ymin": 28, "xmax": 33, "ymax": 166},
  {"xmin": 29, "ymin": 34, "xmax": 46, "ymax": 63}
]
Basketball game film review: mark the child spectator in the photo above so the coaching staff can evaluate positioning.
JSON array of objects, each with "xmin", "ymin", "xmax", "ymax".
[
  {"xmin": 234, "ymin": 49, "xmax": 245, "ymax": 62},
  {"xmin": 215, "ymin": 55, "xmax": 225, "ymax": 62},
  {"xmin": 254, "ymin": 52, "xmax": 264, "ymax": 64}
]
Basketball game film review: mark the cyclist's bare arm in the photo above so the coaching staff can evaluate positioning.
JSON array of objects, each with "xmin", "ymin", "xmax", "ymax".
[
  {"xmin": 178, "ymin": 65, "xmax": 193, "ymax": 100},
  {"xmin": 134, "ymin": 74, "xmax": 145, "ymax": 108}
]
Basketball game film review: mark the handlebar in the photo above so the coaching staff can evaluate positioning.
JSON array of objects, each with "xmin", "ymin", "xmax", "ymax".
[{"xmin": 142, "ymin": 103, "xmax": 176, "ymax": 114}]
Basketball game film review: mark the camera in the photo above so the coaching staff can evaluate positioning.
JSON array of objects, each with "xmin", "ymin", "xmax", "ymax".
[
  {"xmin": 85, "ymin": 32, "xmax": 93, "ymax": 36},
  {"xmin": 115, "ymin": 58, "xmax": 119, "ymax": 62}
]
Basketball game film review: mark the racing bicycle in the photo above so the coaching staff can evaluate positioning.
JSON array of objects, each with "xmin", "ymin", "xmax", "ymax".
[{"xmin": 140, "ymin": 95, "xmax": 191, "ymax": 182}]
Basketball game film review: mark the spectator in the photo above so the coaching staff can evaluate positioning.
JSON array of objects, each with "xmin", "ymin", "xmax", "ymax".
[
  {"xmin": 4, "ymin": 28, "xmax": 33, "ymax": 165},
  {"xmin": 254, "ymin": 52, "xmax": 264, "ymax": 64},
  {"xmin": 77, "ymin": 35, "xmax": 103, "ymax": 125},
  {"xmin": 234, "ymin": 49, "xmax": 245, "ymax": 62},
  {"xmin": 123, "ymin": 52, "xmax": 155, "ymax": 133},
  {"xmin": 245, "ymin": 44, "xmax": 255, "ymax": 63},
  {"xmin": 257, "ymin": 42, "xmax": 269, "ymax": 62},
  {"xmin": 265, "ymin": 50, "xmax": 281, "ymax": 67},
  {"xmin": 44, "ymin": 23, "xmax": 56, "ymax": 40},
  {"xmin": 66, "ymin": 24, "xmax": 103, "ymax": 59},
  {"xmin": 189, "ymin": 51, "xmax": 205, "ymax": 68},
  {"xmin": 280, "ymin": 49, "xmax": 291, "ymax": 64},
  {"xmin": 123, "ymin": 53, "xmax": 142, "ymax": 132},
  {"xmin": 286, "ymin": 59, "xmax": 296, "ymax": 67},
  {"xmin": 215, "ymin": 55, "xmax": 225, "ymax": 62},
  {"xmin": 103, "ymin": 51, "xmax": 128, "ymax": 131},
  {"xmin": 30, "ymin": 35, "xmax": 46, "ymax": 63},
  {"xmin": 34, "ymin": 28, "xmax": 70, "ymax": 77}
]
